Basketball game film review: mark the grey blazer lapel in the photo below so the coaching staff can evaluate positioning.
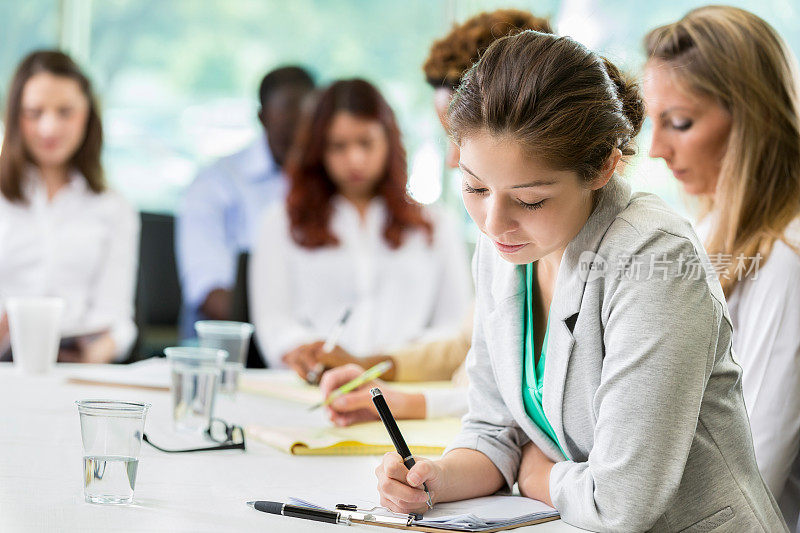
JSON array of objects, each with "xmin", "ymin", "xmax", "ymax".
[
  {"xmin": 543, "ymin": 174, "xmax": 633, "ymax": 457},
  {"xmin": 486, "ymin": 258, "xmax": 524, "ymax": 417},
  {"xmin": 485, "ymin": 254, "xmax": 565, "ymax": 461}
]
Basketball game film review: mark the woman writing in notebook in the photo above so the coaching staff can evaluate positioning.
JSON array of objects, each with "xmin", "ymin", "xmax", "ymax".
[
  {"xmin": 643, "ymin": 7, "xmax": 800, "ymax": 527},
  {"xmin": 374, "ymin": 31, "xmax": 787, "ymax": 531},
  {"xmin": 0, "ymin": 51, "xmax": 138, "ymax": 364},
  {"xmin": 249, "ymin": 79, "xmax": 471, "ymax": 371}
]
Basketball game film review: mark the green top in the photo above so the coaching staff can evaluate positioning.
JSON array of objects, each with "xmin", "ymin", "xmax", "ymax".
[{"xmin": 522, "ymin": 262, "xmax": 567, "ymax": 458}]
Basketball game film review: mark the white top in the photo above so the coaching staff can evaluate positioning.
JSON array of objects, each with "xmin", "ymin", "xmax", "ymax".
[
  {"xmin": 698, "ymin": 217, "xmax": 800, "ymax": 527},
  {"xmin": 249, "ymin": 197, "xmax": 473, "ymax": 368},
  {"xmin": 0, "ymin": 170, "xmax": 139, "ymax": 360}
]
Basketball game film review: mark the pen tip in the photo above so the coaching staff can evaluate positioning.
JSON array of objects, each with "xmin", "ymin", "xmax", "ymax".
[
  {"xmin": 370, "ymin": 387, "xmax": 381, "ymax": 397},
  {"xmin": 246, "ymin": 501, "xmax": 255, "ymax": 507}
]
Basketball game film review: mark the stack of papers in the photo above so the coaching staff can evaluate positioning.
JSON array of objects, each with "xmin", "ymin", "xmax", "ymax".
[{"xmin": 413, "ymin": 495, "xmax": 559, "ymax": 531}]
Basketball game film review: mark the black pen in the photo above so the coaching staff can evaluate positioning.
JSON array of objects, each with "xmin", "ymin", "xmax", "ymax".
[
  {"xmin": 247, "ymin": 500, "xmax": 347, "ymax": 525},
  {"xmin": 371, "ymin": 388, "xmax": 433, "ymax": 509}
]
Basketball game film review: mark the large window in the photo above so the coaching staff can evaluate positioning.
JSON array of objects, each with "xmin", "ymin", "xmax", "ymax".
[
  {"xmin": 0, "ymin": 0, "xmax": 59, "ymax": 131},
  {"xmin": 87, "ymin": 0, "xmax": 453, "ymax": 211},
  {"xmin": 2, "ymin": 0, "xmax": 800, "ymax": 217}
]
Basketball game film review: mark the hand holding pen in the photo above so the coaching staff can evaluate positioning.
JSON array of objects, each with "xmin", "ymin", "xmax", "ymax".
[
  {"xmin": 305, "ymin": 308, "xmax": 352, "ymax": 384},
  {"xmin": 310, "ymin": 360, "xmax": 393, "ymax": 411},
  {"xmin": 319, "ymin": 364, "xmax": 426, "ymax": 426},
  {"xmin": 372, "ymin": 388, "xmax": 438, "ymax": 514},
  {"xmin": 282, "ymin": 342, "xmax": 355, "ymax": 382}
]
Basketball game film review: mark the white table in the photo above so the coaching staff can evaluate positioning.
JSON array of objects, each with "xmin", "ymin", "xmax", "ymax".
[{"xmin": 0, "ymin": 364, "xmax": 581, "ymax": 532}]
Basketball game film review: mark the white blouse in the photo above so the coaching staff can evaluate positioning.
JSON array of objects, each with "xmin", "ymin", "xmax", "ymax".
[
  {"xmin": 0, "ymin": 170, "xmax": 139, "ymax": 360},
  {"xmin": 249, "ymin": 197, "xmax": 473, "ymax": 368},
  {"xmin": 698, "ymin": 217, "xmax": 800, "ymax": 527}
]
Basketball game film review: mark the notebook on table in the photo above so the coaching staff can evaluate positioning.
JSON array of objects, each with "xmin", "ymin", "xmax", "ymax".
[
  {"xmin": 246, "ymin": 417, "xmax": 462, "ymax": 455},
  {"xmin": 66, "ymin": 357, "xmax": 170, "ymax": 391},
  {"xmin": 239, "ymin": 370, "xmax": 455, "ymax": 406}
]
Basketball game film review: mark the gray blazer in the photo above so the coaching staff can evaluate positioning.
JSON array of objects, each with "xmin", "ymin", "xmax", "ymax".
[{"xmin": 447, "ymin": 175, "xmax": 787, "ymax": 532}]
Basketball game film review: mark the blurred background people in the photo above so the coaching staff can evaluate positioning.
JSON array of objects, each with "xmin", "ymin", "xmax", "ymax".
[
  {"xmin": 0, "ymin": 50, "xmax": 139, "ymax": 363},
  {"xmin": 176, "ymin": 66, "xmax": 314, "ymax": 339},
  {"xmin": 644, "ymin": 6, "xmax": 800, "ymax": 527},
  {"xmin": 320, "ymin": 9, "xmax": 553, "ymax": 424},
  {"xmin": 249, "ymin": 78, "xmax": 472, "ymax": 371}
]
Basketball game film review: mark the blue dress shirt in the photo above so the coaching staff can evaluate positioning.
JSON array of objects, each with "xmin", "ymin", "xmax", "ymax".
[{"xmin": 176, "ymin": 132, "xmax": 286, "ymax": 339}]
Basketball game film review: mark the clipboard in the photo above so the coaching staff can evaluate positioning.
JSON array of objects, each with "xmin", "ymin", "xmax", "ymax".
[
  {"xmin": 345, "ymin": 511, "xmax": 559, "ymax": 532},
  {"xmin": 288, "ymin": 497, "xmax": 561, "ymax": 532}
]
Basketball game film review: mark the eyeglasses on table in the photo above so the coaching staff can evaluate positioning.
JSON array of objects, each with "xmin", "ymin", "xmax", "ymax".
[{"xmin": 143, "ymin": 418, "xmax": 246, "ymax": 453}]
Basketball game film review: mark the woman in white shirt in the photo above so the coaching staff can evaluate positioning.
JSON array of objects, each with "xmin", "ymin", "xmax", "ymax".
[
  {"xmin": 250, "ymin": 78, "xmax": 472, "ymax": 372},
  {"xmin": 318, "ymin": 9, "xmax": 554, "ymax": 424},
  {"xmin": 0, "ymin": 51, "xmax": 139, "ymax": 364},
  {"xmin": 643, "ymin": 6, "xmax": 800, "ymax": 527}
]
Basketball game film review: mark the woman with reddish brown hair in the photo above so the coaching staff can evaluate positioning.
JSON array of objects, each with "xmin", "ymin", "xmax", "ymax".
[{"xmin": 249, "ymin": 79, "xmax": 472, "ymax": 371}]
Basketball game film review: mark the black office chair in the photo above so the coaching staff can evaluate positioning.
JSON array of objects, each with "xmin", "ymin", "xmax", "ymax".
[
  {"xmin": 130, "ymin": 212, "xmax": 182, "ymax": 362},
  {"xmin": 230, "ymin": 251, "xmax": 266, "ymax": 368}
]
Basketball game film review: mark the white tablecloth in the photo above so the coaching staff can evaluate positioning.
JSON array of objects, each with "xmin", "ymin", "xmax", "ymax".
[{"xmin": 0, "ymin": 363, "xmax": 579, "ymax": 532}]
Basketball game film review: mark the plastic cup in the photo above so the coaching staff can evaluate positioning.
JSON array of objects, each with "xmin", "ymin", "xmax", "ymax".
[
  {"xmin": 164, "ymin": 347, "xmax": 226, "ymax": 432},
  {"xmin": 76, "ymin": 400, "xmax": 150, "ymax": 505},
  {"xmin": 194, "ymin": 321, "xmax": 254, "ymax": 395},
  {"xmin": 6, "ymin": 297, "xmax": 64, "ymax": 374}
]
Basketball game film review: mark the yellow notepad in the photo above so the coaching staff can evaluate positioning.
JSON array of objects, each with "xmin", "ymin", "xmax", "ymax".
[
  {"xmin": 239, "ymin": 370, "xmax": 455, "ymax": 406},
  {"xmin": 246, "ymin": 417, "xmax": 462, "ymax": 456}
]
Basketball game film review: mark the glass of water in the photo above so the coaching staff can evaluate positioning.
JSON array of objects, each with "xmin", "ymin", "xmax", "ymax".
[
  {"xmin": 164, "ymin": 347, "xmax": 226, "ymax": 432},
  {"xmin": 194, "ymin": 321, "xmax": 254, "ymax": 395},
  {"xmin": 75, "ymin": 400, "xmax": 150, "ymax": 505}
]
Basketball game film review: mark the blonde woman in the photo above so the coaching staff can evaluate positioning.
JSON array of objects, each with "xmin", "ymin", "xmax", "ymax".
[{"xmin": 643, "ymin": 6, "xmax": 800, "ymax": 527}]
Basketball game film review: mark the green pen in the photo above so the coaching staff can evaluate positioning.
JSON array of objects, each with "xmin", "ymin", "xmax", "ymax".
[{"xmin": 309, "ymin": 360, "xmax": 394, "ymax": 411}]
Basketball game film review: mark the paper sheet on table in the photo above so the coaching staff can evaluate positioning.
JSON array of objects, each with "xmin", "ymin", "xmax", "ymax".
[
  {"xmin": 66, "ymin": 357, "xmax": 170, "ymax": 391},
  {"xmin": 289, "ymin": 495, "xmax": 559, "ymax": 532},
  {"xmin": 239, "ymin": 370, "xmax": 455, "ymax": 406},
  {"xmin": 246, "ymin": 417, "xmax": 461, "ymax": 456}
]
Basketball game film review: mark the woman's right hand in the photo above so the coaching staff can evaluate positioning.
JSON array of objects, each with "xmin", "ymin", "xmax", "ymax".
[
  {"xmin": 376, "ymin": 452, "xmax": 446, "ymax": 514},
  {"xmin": 320, "ymin": 364, "xmax": 427, "ymax": 426},
  {"xmin": 282, "ymin": 341, "xmax": 323, "ymax": 379}
]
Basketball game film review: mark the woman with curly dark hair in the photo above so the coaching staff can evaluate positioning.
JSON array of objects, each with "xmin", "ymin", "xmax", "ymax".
[
  {"xmin": 249, "ymin": 79, "xmax": 472, "ymax": 372},
  {"xmin": 424, "ymin": 9, "xmax": 552, "ymax": 168}
]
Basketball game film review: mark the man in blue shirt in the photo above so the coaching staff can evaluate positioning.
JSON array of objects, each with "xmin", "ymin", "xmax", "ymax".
[{"xmin": 177, "ymin": 66, "xmax": 315, "ymax": 338}]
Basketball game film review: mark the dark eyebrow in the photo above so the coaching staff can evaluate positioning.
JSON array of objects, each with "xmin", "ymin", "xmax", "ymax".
[{"xmin": 459, "ymin": 163, "xmax": 557, "ymax": 188}]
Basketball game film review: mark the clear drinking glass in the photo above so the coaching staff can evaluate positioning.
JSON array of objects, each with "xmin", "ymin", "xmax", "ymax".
[
  {"xmin": 194, "ymin": 321, "xmax": 254, "ymax": 395},
  {"xmin": 76, "ymin": 400, "xmax": 150, "ymax": 505},
  {"xmin": 164, "ymin": 347, "xmax": 226, "ymax": 432}
]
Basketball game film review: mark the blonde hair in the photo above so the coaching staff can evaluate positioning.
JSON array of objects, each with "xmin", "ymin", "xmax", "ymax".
[{"xmin": 645, "ymin": 6, "xmax": 800, "ymax": 295}]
